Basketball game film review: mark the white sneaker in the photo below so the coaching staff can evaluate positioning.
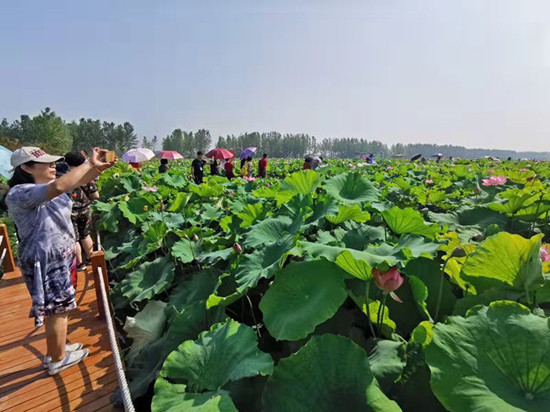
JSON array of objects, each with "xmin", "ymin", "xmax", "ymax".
[
  {"xmin": 43, "ymin": 342, "xmax": 84, "ymax": 369},
  {"xmin": 47, "ymin": 349, "xmax": 89, "ymax": 375}
]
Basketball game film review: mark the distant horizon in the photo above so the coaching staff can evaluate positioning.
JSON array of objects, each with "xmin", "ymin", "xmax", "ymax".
[{"xmin": 2, "ymin": 1, "xmax": 549, "ymax": 152}]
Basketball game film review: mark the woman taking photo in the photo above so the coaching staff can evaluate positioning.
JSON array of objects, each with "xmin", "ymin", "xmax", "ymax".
[{"xmin": 6, "ymin": 147, "xmax": 115, "ymax": 375}]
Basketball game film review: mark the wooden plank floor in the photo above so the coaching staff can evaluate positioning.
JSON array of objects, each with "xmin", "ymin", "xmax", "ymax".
[{"xmin": 0, "ymin": 267, "xmax": 118, "ymax": 411}]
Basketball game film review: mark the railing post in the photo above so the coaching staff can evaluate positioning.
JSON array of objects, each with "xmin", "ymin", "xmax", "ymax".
[
  {"xmin": 91, "ymin": 250, "xmax": 109, "ymax": 319},
  {"xmin": 0, "ymin": 223, "xmax": 16, "ymax": 273}
]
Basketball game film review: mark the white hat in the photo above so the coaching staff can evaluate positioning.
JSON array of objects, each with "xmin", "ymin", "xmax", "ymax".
[{"xmin": 10, "ymin": 147, "xmax": 64, "ymax": 170}]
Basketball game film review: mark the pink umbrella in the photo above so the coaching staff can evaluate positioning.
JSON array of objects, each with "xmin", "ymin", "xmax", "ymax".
[
  {"xmin": 205, "ymin": 148, "xmax": 235, "ymax": 160},
  {"xmin": 157, "ymin": 150, "xmax": 183, "ymax": 160}
]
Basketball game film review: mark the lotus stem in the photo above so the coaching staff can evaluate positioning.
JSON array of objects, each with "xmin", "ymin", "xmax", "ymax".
[
  {"xmin": 435, "ymin": 258, "xmax": 450, "ymax": 322},
  {"xmin": 377, "ymin": 294, "xmax": 388, "ymax": 338},
  {"xmin": 364, "ymin": 282, "xmax": 376, "ymax": 338}
]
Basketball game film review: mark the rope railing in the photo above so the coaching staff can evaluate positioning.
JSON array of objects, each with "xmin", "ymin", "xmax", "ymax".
[
  {"xmin": 0, "ymin": 223, "xmax": 16, "ymax": 273},
  {"xmin": 96, "ymin": 265, "xmax": 135, "ymax": 412}
]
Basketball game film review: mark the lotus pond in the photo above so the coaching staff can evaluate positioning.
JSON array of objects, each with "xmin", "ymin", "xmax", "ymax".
[{"xmin": 94, "ymin": 158, "xmax": 550, "ymax": 411}]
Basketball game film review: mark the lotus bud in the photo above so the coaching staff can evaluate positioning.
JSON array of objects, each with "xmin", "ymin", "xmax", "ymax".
[
  {"xmin": 373, "ymin": 267, "xmax": 404, "ymax": 302},
  {"xmin": 183, "ymin": 234, "xmax": 189, "ymax": 240},
  {"xmin": 143, "ymin": 205, "xmax": 149, "ymax": 212},
  {"xmin": 192, "ymin": 234, "xmax": 199, "ymax": 242},
  {"xmin": 233, "ymin": 243, "xmax": 242, "ymax": 254},
  {"xmin": 450, "ymin": 246, "xmax": 467, "ymax": 258},
  {"xmin": 472, "ymin": 233, "xmax": 484, "ymax": 242}
]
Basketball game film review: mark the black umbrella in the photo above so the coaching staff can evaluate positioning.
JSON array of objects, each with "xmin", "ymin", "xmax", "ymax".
[{"xmin": 410, "ymin": 153, "xmax": 422, "ymax": 162}]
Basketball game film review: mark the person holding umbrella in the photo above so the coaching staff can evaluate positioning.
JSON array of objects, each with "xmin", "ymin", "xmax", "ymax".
[
  {"xmin": 224, "ymin": 158, "xmax": 235, "ymax": 179},
  {"xmin": 240, "ymin": 156, "xmax": 253, "ymax": 177},
  {"xmin": 258, "ymin": 154, "xmax": 268, "ymax": 178}
]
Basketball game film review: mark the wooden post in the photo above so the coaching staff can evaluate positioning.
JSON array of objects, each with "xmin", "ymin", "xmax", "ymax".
[
  {"xmin": 0, "ymin": 223, "xmax": 16, "ymax": 273},
  {"xmin": 91, "ymin": 250, "xmax": 110, "ymax": 319}
]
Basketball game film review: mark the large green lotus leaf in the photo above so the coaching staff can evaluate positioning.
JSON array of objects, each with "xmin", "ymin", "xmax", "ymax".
[
  {"xmin": 159, "ymin": 173, "xmax": 188, "ymax": 189},
  {"xmin": 340, "ymin": 226, "xmax": 386, "ymax": 250},
  {"xmin": 426, "ymin": 301, "xmax": 550, "ymax": 412},
  {"xmin": 326, "ymin": 204, "xmax": 370, "ymax": 224},
  {"xmin": 160, "ymin": 319, "xmax": 274, "ymax": 392},
  {"xmin": 123, "ymin": 300, "xmax": 167, "ymax": 366},
  {"xmin": 152, "ymin": 378, "xmax": 237, "ymax": 412},
  {"xmin": 452, "ymin": 287, "xmax": 522, "ymax": 316},
  {"xmin": 262, "ymin": 334, "xmax": 401, "ymax": 412},
  {"xmin": 488, "ymin": 193, "xmax": 538, "ymax": 215},
  {"xmin": 244, "ymin": 215, "xmax": 298, "ymax": 248},
  {"xmin": 117, "ymin": 257, "xmax": 175, "ymax": 306},
  {"xmin": 428, "ymin": 206, "xmax": 508, "ymax": 231},
  {"xmin": 118, "ymin": 197, "xmax": 154, "ymax": 224},
  {"xmin": 168, "ymin": 269, "xmax": 220, "ymax": 312},
  {"xmin": 281, "ymin": 169, "xmax": 323, "ymax": 195},
  {"xmin": 335, "ymin": 250, "xmax": 372, "ymax": 281},
  {"xmin": 235, "ymin": 236, "xmax": 294, "ymax": 292},
  {"xmin": 259, "ymin": 260, "xmax": 348, "ymax": 341},
  {"xmin": 189, "ymin": 183, "xmax": 224, "ymax": 198},
  {"xmin": 382, "ymin": 206, "xmax": 440, "ymax": 238},
  {"xmin": 124, "ymin": 301, "xmax": 226, "ymax": 400},
  {"xmin": 323, "ymin": 172, "xmax": 379, "ymax": 204},
  {"xmin": 461, "ymin": 233, "xmax": 544, "ymax": 293},
  {"xmin": 303, "ymin": 194, "xmax": 339, "ymax": 229},
  {"xmin": 237, "ymin": 203, "xmax": 266, "ymax": 228},
  {"xmin": 172, "ymin": 239, "xmax": 201, "ymax": 263},
  {"xmin": 299, "ymin": 235, "xmax": 439, "ymax": 267},
  {"xmin": 168, "ymin": 192, "xmax": 192, "ymax": 212},
  {"xmin": 368, "ymin": 340, "xmax": 406, "ymax": 393}
]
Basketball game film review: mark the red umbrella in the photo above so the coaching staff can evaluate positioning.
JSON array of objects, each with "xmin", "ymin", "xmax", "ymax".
[
  {"xmin": 157, "ymin": 150, "xmax": 184, "ymax": 160},
  {"xmin": 205, "ymin": 148, "xmax": 235, "ymax": 160}
]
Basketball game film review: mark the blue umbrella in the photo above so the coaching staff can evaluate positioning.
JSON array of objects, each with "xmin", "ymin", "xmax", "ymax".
[
  {"xmin": 0, "ymin": 145, "xmax": 13, "ymax": 179},
  {"xmin": 240, "ymin": 147, "xmax": 257, "ymax": 160}
]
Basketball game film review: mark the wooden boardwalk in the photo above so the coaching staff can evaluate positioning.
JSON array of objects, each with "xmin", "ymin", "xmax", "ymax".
[{"xmin": 0, "ymin": 267, "xmax": 118, "ymax": 412}]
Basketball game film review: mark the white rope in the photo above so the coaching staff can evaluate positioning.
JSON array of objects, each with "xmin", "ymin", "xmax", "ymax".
[
  {"xmin": 0, "ymin": 247, "xmax": 6, "ymax": 268},
  {"xmin": 96, "ymin": 266, "xmax": 135, "ymax": 412}
]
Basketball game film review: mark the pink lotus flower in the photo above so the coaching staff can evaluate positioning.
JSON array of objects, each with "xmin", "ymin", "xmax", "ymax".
[
  {"xmin": 387, "ymin": 166, "xmax": 394, "ymax": 171},
  {"xmin": 541, "ymin": 245, "xmax": 550, "ymax": 262},
  {"xmin": 425, "ymin": 179, "xmax": 434, "ymax": 185},
  {"xmin": 143, "ymin": 186, "xmax": 158, "ymax": 192},
  {"xmin": 244, "ymin": 176, "xmax": 256, "ymax": 182},
  {"xmin": 265, "ymin": 184, "xmax": 271, "ymax": 188},
  {"xmin": 482, "ymin": 176, "xmax": 507, "ymax": 186},
  {"xmin": 373, "ymin": 267, "xmax": 404, "ymax": 302},
  {"xmin": 519, "ymin": 169, "xmax": 528, "ymax": 172},
  {"xmin": 488, "ymin": 169, "xmax": 494, "ymax": 173}
]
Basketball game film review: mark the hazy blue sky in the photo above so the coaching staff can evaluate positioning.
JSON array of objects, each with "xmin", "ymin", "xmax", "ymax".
[{"xmin": 1, "ymin": 0, "xmax": 549, "ymax": 151}]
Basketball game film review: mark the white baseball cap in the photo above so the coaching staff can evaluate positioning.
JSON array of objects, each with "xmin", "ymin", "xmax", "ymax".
[{"xmin": 10, "ymin": 147, "xmax": 64, "ymax": 170}]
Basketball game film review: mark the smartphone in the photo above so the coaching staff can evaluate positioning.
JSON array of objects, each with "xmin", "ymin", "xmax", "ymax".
[{"xmin": 100, "ymin": 151, "xmax": 116, "ymax": 162}]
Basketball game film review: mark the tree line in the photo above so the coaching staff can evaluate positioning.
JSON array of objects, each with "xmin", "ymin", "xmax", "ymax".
[{"xmin": 1, "ymin": 108, "xmax": 548, "ymax": 159}]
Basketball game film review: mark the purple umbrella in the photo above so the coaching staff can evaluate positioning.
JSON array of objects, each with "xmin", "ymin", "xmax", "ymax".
[{"xmin": 240, "ymin": 147, "xmax": 257, "ymax": 160}]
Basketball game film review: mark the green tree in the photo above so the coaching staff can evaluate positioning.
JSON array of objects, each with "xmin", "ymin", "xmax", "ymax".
[{"xmin": 9, "ymin": 108, "xmax": 72, "ymax": 154}]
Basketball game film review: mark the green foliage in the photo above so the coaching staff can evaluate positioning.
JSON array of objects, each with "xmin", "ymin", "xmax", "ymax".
[
  {"xmin": 426, "ymin": 301, "xmax": 550, "ymax": 411},
  {"xmin": 93, "ymin": 157, "xmax": 550, "ymax": 409}
]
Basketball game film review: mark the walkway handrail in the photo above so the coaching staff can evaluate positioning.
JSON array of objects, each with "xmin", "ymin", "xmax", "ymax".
[
  {"xmin": 0, "ymin": 223, "xmax": 16, "ymax": 273},
  {"xmin": 96, "ymin": 264, "xmax": 135, "ymax": 412}
]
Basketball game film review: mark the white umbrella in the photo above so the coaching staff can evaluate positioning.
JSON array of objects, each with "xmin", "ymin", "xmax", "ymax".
[
  {"xmin": 0, "ymin": 145, "xmax": 13, "ymax": 178},
  {"xmin": 122, "ymin": 148, "xmax": 155, "ymax": 163}
]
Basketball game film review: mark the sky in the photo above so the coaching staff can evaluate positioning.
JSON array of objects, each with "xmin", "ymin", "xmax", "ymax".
[{"xmin": 1, "ymin": 0, "xmax": 550, "ymax": 151}]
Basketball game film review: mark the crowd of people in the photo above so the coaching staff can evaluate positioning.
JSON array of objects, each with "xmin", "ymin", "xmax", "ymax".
[{"xmin": 188, "ymin": 151, "xmax": 272, "ymax": 184}]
